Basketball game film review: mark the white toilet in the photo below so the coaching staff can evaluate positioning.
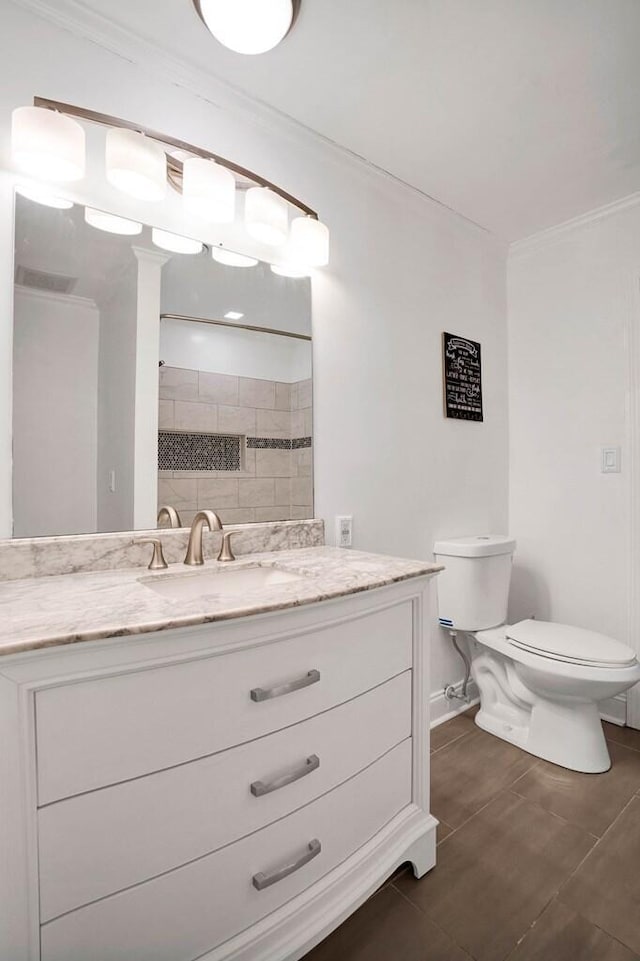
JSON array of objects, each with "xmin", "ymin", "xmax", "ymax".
[{"xmin": 433, "ymin": 535, "xmax": 640, "ymax": 773}]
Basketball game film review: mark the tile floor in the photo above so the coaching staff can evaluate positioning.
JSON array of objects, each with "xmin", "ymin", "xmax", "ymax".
[{"xmin": 306, "ymin": 706, "xmax": 640, "ymax": 961}]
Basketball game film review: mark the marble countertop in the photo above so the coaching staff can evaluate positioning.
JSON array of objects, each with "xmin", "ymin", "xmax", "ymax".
[{"xmin": 1, "ymin": 547, "xmax": 442, "ymax": 656}]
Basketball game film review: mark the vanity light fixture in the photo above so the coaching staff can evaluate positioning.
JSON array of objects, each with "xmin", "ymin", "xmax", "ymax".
[
  {"xmin": 211, "ymin": 247, "xmax": 258, "ymax": 268},
  {"xmin": 106, "ymin": 128, "xmax": 167, "ymax": 202},
  {"xmin": 224, "ymin": 310, "xmax": 244, "ymax": 320},
  {"xmin": 15, "ymin": 184, "xmax": 74, "ymax": 209},
  {"xmin": 182, "ymin": 157, "xmax": 235, "ymax": 222},
  {"xmin": 245, "ymin": 186, "xmax": 289, "ymax": 246},
  {"xmin": 84, "ymin": 207, "xmax": 143, "ymax": 236},
  {"xmin": 290, "ymin": 215, "xmax": 329, "ymax": 267},
  {"xmin": 270, "ymin": 262, "xmax": 310, "ymax": 278},
  {"xmin": 11, "ymin": 106, "xmax": 85, "ymax": 182},
  {"xmin": 193, "ymin": 0, "xmax": 299, "ymax": 55},
  {"xmin": 14, "ymin": 98, "xmax": 330, "ymax": 271},
  {"xmin": 152, "ymin": 227, "xmax": 204, "ymax": 254}
]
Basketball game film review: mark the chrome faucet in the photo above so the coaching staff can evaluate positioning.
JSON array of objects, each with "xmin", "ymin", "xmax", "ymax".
[
  {"xmin": 184, "ymin": 510, "xmax": 223, "ymax": 566},
  {"xmin": 157, "ymin": 505, "xmax": 182, "ymax": 529}
]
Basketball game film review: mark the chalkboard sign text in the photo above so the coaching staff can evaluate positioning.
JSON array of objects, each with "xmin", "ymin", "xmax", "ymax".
[{"xmin": 442, "ymin": 332, "xmax": 483, "ymax": 422}]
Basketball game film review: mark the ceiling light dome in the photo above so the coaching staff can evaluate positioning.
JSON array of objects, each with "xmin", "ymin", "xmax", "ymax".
[
  {"xmin": 195, "ymin": 0, "xmax": 295, "ymax": 55},
  {"xmin": 152, "ymin": 228, "xmax": 203, "ymax": 254}
]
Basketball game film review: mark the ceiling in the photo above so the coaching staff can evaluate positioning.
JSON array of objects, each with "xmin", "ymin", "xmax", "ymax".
[{"xmin": 45, "ymin": 0, "xmax": 640, "ymax": 240}]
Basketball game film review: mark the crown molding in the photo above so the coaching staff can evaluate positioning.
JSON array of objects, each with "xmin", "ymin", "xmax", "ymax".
[
  {"xmin": 8, "ymin": 0, "xmax": 494, "ymax": 239},
  {"xmin": 510, "ymin": 190, "xmax": 640, "ymax": 256}
]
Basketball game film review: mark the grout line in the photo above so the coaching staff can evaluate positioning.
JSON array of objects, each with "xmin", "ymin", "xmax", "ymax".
[
  {"xmin": 430, "ymin": 729, "xmax": 476, "ymax": 756},
  {"xmin": 391, "ymin": 882, "xmax": 480, "ymax": 959},
  {"xmin": 555, "ymin": 794, "xmax": 640, "ymax": 902}
]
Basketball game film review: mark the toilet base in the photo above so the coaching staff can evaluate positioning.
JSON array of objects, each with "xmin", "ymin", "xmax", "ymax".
[
  {"xmin": 471, "ymin": 646, "xmax": 612, "ymax": 774},
  {"xmin": 475, "ymin": 699, "xmax": 611, "ymax": 774}
]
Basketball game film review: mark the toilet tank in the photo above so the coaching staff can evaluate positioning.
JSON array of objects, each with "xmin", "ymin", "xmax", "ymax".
[{"xmin": 433, "ymin": 535, "xmax": 516, "ymax": 631}]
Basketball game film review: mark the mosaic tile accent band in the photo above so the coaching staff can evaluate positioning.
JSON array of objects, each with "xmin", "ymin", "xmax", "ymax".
[
  {"xmin": 158, "ymin": 431, "xmax": 241, "ymax": 471},
  {"xmin": 247, "ymin": 436, "xmax": 313, "ymax": 450}
]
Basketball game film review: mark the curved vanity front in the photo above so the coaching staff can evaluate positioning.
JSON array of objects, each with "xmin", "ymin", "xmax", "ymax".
[{"xmin": 0, "ymin": 546, "xmax": 441, "ymax": 961}]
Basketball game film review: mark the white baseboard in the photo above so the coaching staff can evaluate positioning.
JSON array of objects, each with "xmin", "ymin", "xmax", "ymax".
[
  {"xmin": 430, "ymin": 680, "xmax": 479, "ymax": 728},
  {"xmin": 431, "ymin": 688, "xmax": 627, "ymax": 728},
  {"xmin": 599, "ymin": 694, "xmax": 627, "ymax": 727}
]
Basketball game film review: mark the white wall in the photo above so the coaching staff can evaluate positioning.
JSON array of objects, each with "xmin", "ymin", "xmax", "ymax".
[
  {"xmin": 160, "ymin": 317, "xmax": 312, "ymax": 384},
  {"xmin": 0, "ymin": 2, "xmax": 509, "ymax": 697},
  {"xmin": 508, "ymin": 199, "xmax": 640, "ymax": 655},
  {"xmin": 13, "ymin": 286, "xmax": 98, "ymax": 536}
]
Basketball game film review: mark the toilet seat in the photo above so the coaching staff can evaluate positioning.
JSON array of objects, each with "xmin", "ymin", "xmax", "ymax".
[{"xmin": 506, "ymin": 619, "xmax": 637, "ymax": 669}]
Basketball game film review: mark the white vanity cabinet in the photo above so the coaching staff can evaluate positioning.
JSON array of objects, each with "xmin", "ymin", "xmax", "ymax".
[{"xmin": 0, "ymin": 577, "xmax": 437, "ymax": 961}]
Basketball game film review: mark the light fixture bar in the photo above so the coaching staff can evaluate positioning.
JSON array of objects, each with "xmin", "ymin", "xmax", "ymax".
[
  {"xmin": 160, "ymin": 312, "xmax": 311, "ymax": 342},
  {"xmin": 32, "ymin": 96, "xmax": 317, "ymax": 219}
]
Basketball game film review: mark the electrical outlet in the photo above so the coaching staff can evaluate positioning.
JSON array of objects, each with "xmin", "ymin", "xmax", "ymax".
[{"xmin": 335, "ymin": 515, "xmax": 353, "ymax": 548}]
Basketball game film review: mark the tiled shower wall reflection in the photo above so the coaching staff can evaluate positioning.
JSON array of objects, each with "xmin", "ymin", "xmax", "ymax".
[{"xmin": 158, "ymin": 366, "xmax": 313, "ymax": 526}]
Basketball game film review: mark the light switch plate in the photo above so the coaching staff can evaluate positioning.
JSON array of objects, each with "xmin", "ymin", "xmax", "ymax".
[{"xmin": 601, "ymin": 447, "xmax": 621, "ymax": 473}]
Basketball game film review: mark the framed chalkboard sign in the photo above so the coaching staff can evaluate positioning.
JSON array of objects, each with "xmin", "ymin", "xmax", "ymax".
[{"xmin": 442, "ymin": 332, "xmax": 483, "ymax": 422}]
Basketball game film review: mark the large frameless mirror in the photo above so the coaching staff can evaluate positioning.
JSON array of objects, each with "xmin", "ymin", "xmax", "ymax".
[{"xmin": 11, "ymin": 193, "xmax": 313, "ymax": 538}]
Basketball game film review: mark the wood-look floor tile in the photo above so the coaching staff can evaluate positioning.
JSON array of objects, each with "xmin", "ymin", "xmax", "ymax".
[
  {"xmin": 397, "ymin": 791, "xmax": 595, "ymax": 961},
  {"xmin": 507, "ymin": 900, "xmax": 640, "ymax": 961},
  {"xmin": 511, "ymin": 741, "xmax": 640, "ymax": 837},
  {"xmin": 437, "ymin": 819, "xmax": 454, "ymax": 844},
  {"xmin": 431, "ymin": 714, "xmax": 476, "ymax": 754},
  {"xmin": 305, "ymin": 883, "xmax": 473, "ymax": 961},
  {"xmin": 559, "ymin": 796, "xmax": 640, "ymax": 954},
  {"xmin": 430, "ymin": 728, "xmax": 537, "ymax": 828},
  {"xmin": 603, "ymin": 722, "xmax": 640, "ymax": 755}
]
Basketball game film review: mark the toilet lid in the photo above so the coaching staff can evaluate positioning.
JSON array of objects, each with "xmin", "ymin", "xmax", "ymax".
[{"xmin": 506, "ymin": 619, "xmax": 637, "ymax": 668}]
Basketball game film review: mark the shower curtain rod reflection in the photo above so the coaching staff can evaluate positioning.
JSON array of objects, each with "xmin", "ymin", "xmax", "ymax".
[{"xmin": 159, "ymin": 313, "xmax": 312, "ymax": 342}]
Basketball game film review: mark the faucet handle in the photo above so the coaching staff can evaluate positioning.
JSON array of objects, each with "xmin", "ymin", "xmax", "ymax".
[
  {"xmin": 217, "ymin": 530, "xmax": 240, "ymax": 563},
  {"xmin": 137, "ymin": 538, "xmax": 168, "ymax": 570}
]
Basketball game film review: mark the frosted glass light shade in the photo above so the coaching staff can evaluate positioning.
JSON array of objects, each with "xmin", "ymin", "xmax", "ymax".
[
  {"xmin": 290, "ymin": 216, "xmax": 329, "ymax": 267},
  {"xmin": 106, "ymin": 129, "xmax": 167, "ymax": 202},
  {"xmin": 152, "ymin": 228, "xmax": 203, "ymax": 254},
  {"xmin": 211, "ymin": 247, "xmax": 258, "ymax": 268},
  {"xmin": 270, "ymin": 263, "xmax": 310, "ymax": 278},
  {"xmin": 245, "ymin": 187, "xmax": 288, "ymax": 246},
  {"xmin": 183, "ymin": 158, "xmax": 235, "ymax": 223},
  {"xmin": 16, "ymin": 185, "xmax": 73, "ymax": 209},
  {"xmin": 12, "ymin": 106, "xmax": 85, "ymax": 182},
  {"xmin": 85, "ymin": 207, "xmax": 142, "ymax": 236},
  {"xmin": 197, "ymin": 0, "xmax": 294, "ymax": 54}
]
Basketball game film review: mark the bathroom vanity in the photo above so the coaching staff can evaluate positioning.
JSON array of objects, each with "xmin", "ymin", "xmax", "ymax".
[{"xmin": 0, "ymin": 544, "xmax": 441, "ymax": 961}]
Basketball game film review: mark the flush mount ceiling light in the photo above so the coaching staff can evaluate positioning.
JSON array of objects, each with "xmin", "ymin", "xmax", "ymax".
[
  {"xmin": 11, "ymin": 106, "xmax": 85, "ymax": 182},
  {"xmin": 211, "ymin": 247, "xmax": 258, "ymax": 268},
  {"xmin": 15, "ymin": 184, "xmax": 74, "ymax": 209},
  {"xmin": 106, "ymin": 128, "xmax": 167, "ymax": 202},
  {"xmin": 152, "ymin": 228, "xmax": 203, "ymax": 254},
  {"xmin": 85, "ymin": 207, "xmax": 143, "ymax": 236},
  {"xmin": 224, "ymin": 310, "xmax": 244, "ymax": 320},
  {"xmin": 193, "ymin": 0, "xmax": 300, "ymax": 55}
]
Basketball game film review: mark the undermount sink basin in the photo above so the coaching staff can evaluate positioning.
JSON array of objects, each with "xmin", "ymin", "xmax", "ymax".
[{"xmin": 139, "ymin": 564, "xmax": 306, "ymax": 602}]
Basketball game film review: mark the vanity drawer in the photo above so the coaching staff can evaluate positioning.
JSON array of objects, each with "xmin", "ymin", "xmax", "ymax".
[
  {"xmin": 36, "ymin": 601, "xmax": 413, "ymax": 804},
  {"xmin": 40, "ymin": 738, "xmax": 412, "ymax": 961},
  {"xmin": 38, "ymin": 670, "xmax": 412, "ymax": 922}
]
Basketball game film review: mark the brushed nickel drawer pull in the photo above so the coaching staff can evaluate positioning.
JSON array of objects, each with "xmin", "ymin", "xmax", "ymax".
[
  {"xmin": 251, "ymin": 754, "xmax": 320, "ymax": 797},
  {"xmin": 252, "ymin": 839, "xmax": 321, "ymax": 891},
  {"xmin": 250, "ymin": 669, "xmax": 320, "ymax": 702}
]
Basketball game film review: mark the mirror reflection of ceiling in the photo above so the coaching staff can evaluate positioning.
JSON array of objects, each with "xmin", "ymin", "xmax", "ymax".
[
  {"xmin": 51, "ymin": 0, "xmax": 640, "ymax": 241},
  {"xmin": 14, "ymin": 197, "xmax": 311, "ymax": 335}
]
